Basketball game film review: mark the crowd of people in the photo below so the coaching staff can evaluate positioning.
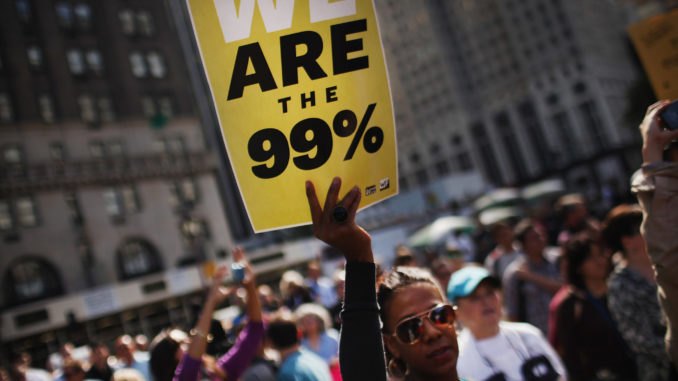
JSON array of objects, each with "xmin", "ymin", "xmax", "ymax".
[{"xmin": 3, "ymin": 102, "xmax": 678, "ymax": 381}]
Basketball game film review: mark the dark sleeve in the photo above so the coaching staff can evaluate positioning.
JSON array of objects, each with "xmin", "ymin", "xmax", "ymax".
[
  {"xmin": 554, "ymin": 296, "xmax": 585, "ymax": 381},
  {"xmin": 339, "ymin": 261, "xmax": 387, "ymax": 381},
  {"xmin": 217, "ymin": 320, "xmax": 265, "ymax": 380}
]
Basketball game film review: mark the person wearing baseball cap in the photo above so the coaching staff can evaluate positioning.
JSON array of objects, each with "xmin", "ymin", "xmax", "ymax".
[{"xmin": 448, "ymin": 265, "xmax": 566, "ymax": 381}]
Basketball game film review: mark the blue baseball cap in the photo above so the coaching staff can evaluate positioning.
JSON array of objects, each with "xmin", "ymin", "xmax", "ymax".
[{"xmin": 447, "ymin": 266, "xmax": 499, "ymax": 303}]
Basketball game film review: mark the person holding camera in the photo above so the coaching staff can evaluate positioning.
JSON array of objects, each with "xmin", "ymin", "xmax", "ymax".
[{"xmin": 632, "ymin": 100, "xmax": 678, "ymax": 368}]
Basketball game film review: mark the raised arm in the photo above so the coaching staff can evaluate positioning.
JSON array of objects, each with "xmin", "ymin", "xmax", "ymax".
[
  {"xmin": 174, "ymin": 265, "xmax": 233, "ymax": 381},
  {"xmin": 634, "ymin": 100, "xmax": 678, "ymax": 367},
  {"xmin": 216, "ymin": 247, "xmax": 265, "ymax": 380},
  {"xmin": 306, "ymin": 177, "xmax": 387, "ymax": 381}
]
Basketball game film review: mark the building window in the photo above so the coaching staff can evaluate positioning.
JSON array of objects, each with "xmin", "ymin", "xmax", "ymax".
[
  {"xmin": 49, "ymin": 142, "xmax": 66, "ymax": 161},
  {"xmin": 435, "ymin": 160, "xmax": 450, "ymax": 176},
  {"xmin": 86, "ymin": 49, "xmax": 103, "ymax": 75},
  {"xmin": 4, "ymin": 257, "xmax": 64, "ymax": 305},
  {"xmin": 26, "ymin": 46, "xmax": 43, "ymax": 70},
  {"xmin": 107, "ymin": 140, "xmax": 124, "ymax": 156},
  {"xmin": 518, "ymin": 101, "xmax": 550, "ymax": 167},
  {"xmin": 78, "ymin": 94, "xmax": 97, "ymax": 123},
  {"xmin": 158, "ymin": 96, "xmax": 174, "ymax": 117},
  {"xmin": 457, "ymin": 152, "xmax": 473, "ymax": 171},
  {"xmin": 129, "ymin": 52, "xmax": 147, "ymax": 78},
  {"xmin": 141, "ymin": 96, "xmax": 155, "ymax": 116},
  {"xmin": 120, "ymin": 186, "xmax": 140, "ymax": 213},
  {"xmin": 73, "ymin": 3, "xmax": 92, "ymax": 30},
  {"xmin": 0, "ymin": 93, "xmax": 14, "ymax": 123},
  {"xmin": 471, "ymin": 122, "xmax": 502, "ymax": 185},
  {"xmin": 119, "ymin": 9, "xmax": 136, "ymax": 35},
  {"xmin": 99, "ymin": 96, "xmax": 115, "ymax": 122},
  {"xmin": 0, "ymin": 200, "xmax": 14, "ymax": 230},
  {"xmin": 103, "ymin": 186, "xmax": 141, "ymax": 220},
  {"xmin": 55, "ymin": 3, "xmax": 74, "ymax": 29},
  {"xmin": 67, "ymin": 49, "xmax": 86, "ymax": 75},
  {"xmin": 494, "ymin": 112, "xmax": 527, "ymax": 182},
  {"xmin": 137, "ymin": 11, "xmax": 154, "ymax": 36},
  {"xmin": 413, "ymin": 169, "xmax": 427, "ymax": 186},
  {"xmin": 3, "ymin": 144, "xmax": 24, "ymax": 165},
  {"xmin": 16, "ymin": 197, "xmax": 38, "ymax": 227},
  {"xmin": 64, "ymin": 192, "xmax": 83, "ymax": 225},
  {"xmin": 578, "ymin": 101, "xmax": 607, "ymax": 150},
  {"xmin": 116, "ymin": 239, "xmax": 163, "ymax": 280},
  {"xmin": 551, "ymin": 112, "xmax": 576, "ymax": 163},
  {"xmin": 166, "ymin": 136, "xmax": 185, "ymax": 153},
  {"xmin": 103, "ymin": 188, "xmax": 122, "ymax": 218},
  {"xmin": 147, "ymin": 52, "xmax": 166, "ymax": 78},
  {"xmin": 38, "ymin": 94, "xmax": 56, "ymax": 123},
  {"xmin": 169, "ymin": 178, "xmax": 200, "ymax": 208},
  {"xmin": 89, "ymin": 140, "xmax": 105, "ymax": 158},
  {"xmin": 16, "ymin": 0, "xmax": 33, "ymax": 25}
]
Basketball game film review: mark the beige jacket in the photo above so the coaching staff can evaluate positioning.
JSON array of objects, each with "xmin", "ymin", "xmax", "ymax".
[{"xmin": 632, "ymin": 162, "xmax": 678, "ymax": 367}]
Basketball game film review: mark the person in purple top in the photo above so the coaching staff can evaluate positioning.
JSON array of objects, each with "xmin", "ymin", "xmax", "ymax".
[{"xmin": 150, "ymin": 247, "xmax": 264, "ymax": 381}]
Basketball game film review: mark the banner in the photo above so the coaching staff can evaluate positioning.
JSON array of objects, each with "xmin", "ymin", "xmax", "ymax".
[
  {"xmin": 187, "ymin": 0, "xmax": 398, "ymax": 232},
  {"xmin": 628, "ymin": 8, "xmax": 678, "ymax": 100}
]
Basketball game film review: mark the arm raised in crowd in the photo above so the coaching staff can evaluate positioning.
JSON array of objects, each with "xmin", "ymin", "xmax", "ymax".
[
  {"xmin": 633, "ymin": 100, "xmax": 678, "ymax": 368},
  {"xmin": 174, "ymin": 248, "xmax": 264, "ymax": 381},
  {"xmin": 306, "ymin": 177, "xmax": 387, "ymax": 381}
]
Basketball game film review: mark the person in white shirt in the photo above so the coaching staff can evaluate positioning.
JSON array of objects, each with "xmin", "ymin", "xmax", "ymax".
[{"xmin": 448, "ymin": 266, "xmax": 566, "ymax": 381}]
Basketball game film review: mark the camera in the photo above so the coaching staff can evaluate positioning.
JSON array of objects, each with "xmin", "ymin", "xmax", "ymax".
[{"xmin": 660, "ymin": 100, "xmax": 678, "ymax": 131}]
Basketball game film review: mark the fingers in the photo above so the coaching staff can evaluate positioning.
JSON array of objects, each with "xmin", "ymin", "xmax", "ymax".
[
  {"xmin": 213, "ymin": 265, "xmax": 228, "ymax": 281},
  {"xmin": 341, "ymin": 186, "xmax": 361, "ymax": 219},
  {"xmin": 322, "ymin": 177, "xmax": 341, "ymax": 219},
  {"xmin": 232, "ymin": 246, "xmax": 244, "ymax": 262},
  {"xmin": 305, "ymin": 181, "xmax": 322, "ymax": 225}
]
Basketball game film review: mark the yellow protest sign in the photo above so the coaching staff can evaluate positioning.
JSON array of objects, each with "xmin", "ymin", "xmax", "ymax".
[
  {"xmin": 186, "ymin": 0, "xmax": 397, "ymax": 232},
  {"xmin": 628, "ymin": 8, "xmax": 678, "ymax": 100}
]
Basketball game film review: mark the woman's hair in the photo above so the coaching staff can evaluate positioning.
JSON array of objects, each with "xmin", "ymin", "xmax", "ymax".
[
  {"xmin": 294, "ymin": 303, "xmax": 331, "ymax": 333},
  {"xmin": 601, "ymin": 204, "xmax": 642, "ymax": 255},
  {"xmin": 149, "ymin": 329, "xmax": 186, "ymax": 381},
  {"xmin": 563, "ymin": 232, "xmax": 599, "ymax": 289},
  {"xmin": 377, "ymin": 266, "xmax": 442, "ymax": 332}
]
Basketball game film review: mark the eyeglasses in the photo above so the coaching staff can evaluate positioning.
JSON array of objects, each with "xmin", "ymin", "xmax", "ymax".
[{"xmin": 390, "ymin": 304, "xmax": 456, "ymax": 345}]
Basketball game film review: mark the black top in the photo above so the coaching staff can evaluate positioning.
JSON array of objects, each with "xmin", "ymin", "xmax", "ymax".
[{"xmin": 339, "ymin": 261, "xmax": 387, "ymax": 381}]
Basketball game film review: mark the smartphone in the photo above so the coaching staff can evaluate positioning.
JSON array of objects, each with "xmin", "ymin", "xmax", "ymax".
[
  {"xmin": 660, "ymin": 100, "xmax": 678, "ymax": 131},
  {"xmin": 231, "ymin": 262, "xmax": 245, "ymax": 283}
]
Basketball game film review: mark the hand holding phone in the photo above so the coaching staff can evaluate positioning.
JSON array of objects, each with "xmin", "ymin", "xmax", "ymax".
[{"xmin": 660, "ymin": 100, "xmax": 678, "ymax": 131}]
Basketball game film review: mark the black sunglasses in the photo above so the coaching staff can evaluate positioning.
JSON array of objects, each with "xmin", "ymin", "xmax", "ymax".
[{"xmin": 389, "ymin": 304, "xmax": 456, "ymax": 345}]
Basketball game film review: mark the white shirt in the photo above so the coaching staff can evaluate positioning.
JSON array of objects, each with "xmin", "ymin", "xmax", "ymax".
[{"xmin": 457, "ymin": 321, "xmax": 566, "ymax": 381}]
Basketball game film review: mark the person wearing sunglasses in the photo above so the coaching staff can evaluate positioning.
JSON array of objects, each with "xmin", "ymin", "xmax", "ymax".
[
  {"xmin": 306, "ymin": 177, "xmax": 460, "ymax": 381},
  {"xmin": 449, "ymin": 266, "xmax": 565, "ymax": 381}
]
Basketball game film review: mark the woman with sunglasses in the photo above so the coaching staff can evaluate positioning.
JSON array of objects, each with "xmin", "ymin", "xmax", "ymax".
[
  {"xmin": 450, "ymin": 266, "xmax": 565, "ymax": 381},
  {"xmin": 306, "ymin": 177, "xmax": 459, "ymax": 381}
]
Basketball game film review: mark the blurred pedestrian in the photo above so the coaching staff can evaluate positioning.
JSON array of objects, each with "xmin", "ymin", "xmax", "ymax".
[
  {"xmin": 503, "ymin": 220, "xmax": 562, "ymax": 334},
  {"xmin": 603, "ymin": 204, "xmax": 670, "ymax": 381},
  {"xmin": 306, "ymin": 260, "xmax": 337, "ymax": 308},
  {"xmin": 85, "ymin": 342, "xmax": 113, "ymax": 381},
  {"xmin": 267, "ymin": 312, "xmax": 331, "ymax": 381},
  {"xmin": 114, "ymin": 335, "xmax": 152, "ymax": 381},
  {"xmin": 549, "ymin": 232, "xmax": 636, "ymax": 381},
  {"xmin": 295, "ymin": 303, "xmax": 340, "ymax": 370},
  {"xmin": 484, "ymin": 221, "xmax": 523, "ymax": 282},
  {"xmin": 631, "ymin": 100, "xmax": 678, "ymax": 369},
  {"xmin": 556, "ymin": 194, "xmax": 599, "ymax": 247},
  {"xmin": 279, "ymin": 270, "xmax": 313, "ymax": 310},
  {"xmin": 450, "ymin": 266, "xmax": 565, "ymax": 381}
]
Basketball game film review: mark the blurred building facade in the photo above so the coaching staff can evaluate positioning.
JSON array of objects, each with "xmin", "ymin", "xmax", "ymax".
[
  {"xmin": 375, "ymin": 0, "xmax": 652, "ymax": 200},
  {"xmin": 0, "ymin": 0, "xmax": 259, "ymax": 364}
]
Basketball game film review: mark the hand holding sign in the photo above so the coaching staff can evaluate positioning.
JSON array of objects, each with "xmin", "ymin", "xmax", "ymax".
[{"xmin": 188, "ymin": 0, "xmax": 397, "ymax": 232}]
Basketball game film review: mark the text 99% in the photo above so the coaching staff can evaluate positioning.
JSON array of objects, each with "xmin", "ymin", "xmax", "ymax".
[{"xmin": 247, "ymin": 103, "xmax": 383, "ymax": 179}]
